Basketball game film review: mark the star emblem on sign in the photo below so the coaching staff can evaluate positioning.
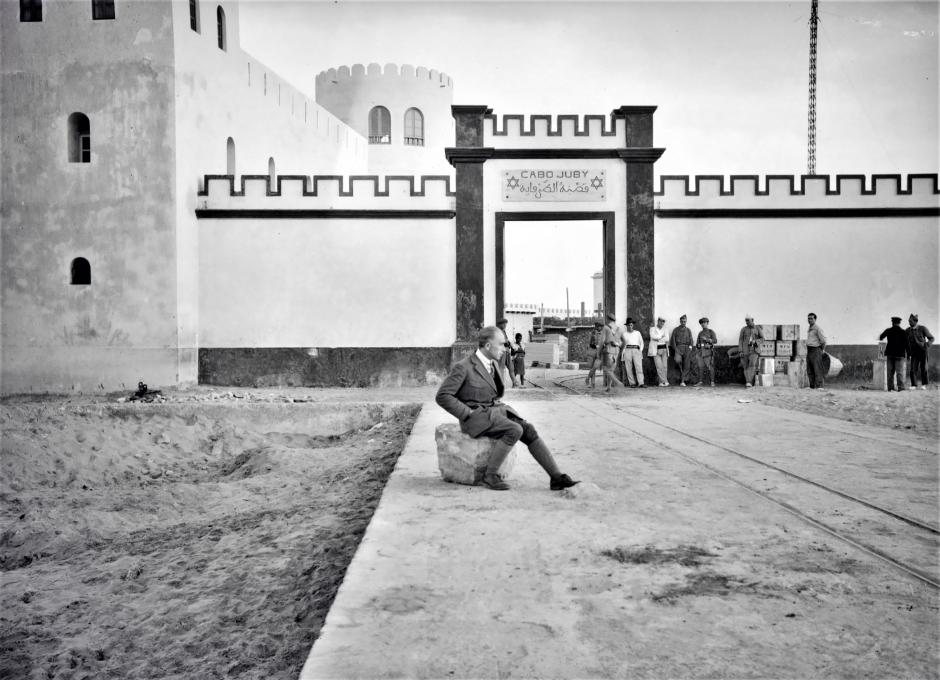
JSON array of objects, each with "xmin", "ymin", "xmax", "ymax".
[
  {"xmin": 590, "ymin": 175, "xmax": 604, "ymax": 190},
  {"xmin": 506, "ymin": 176, "xmax": 520, "ymax": 189}
]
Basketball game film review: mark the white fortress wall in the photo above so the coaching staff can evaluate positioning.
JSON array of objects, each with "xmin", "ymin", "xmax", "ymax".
[
  {"xmin": 197, "ymin": 176, "xmax": 456, "ymax": 347},
  {"xmin": 1, "ymin": 1, "xmax": 182, "ymax": 393},
  {"xmin": 654, "ymin": 175, "xmax": 940, "ymax": 345},
  {"xmin": 170, "ymin": 0, "xmax": 368, "ymax": 384}
]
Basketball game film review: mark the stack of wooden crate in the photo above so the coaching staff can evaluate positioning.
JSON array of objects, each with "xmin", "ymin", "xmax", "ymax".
[{"xmin": 755, "ymin": 324, "xmax": 805, "ymax": 386}]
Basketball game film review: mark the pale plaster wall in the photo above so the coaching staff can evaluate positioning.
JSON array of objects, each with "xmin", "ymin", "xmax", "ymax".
[
  {"xmin": 654, "ymin": 217, "xmax": 939, "ymax": 345},
  {"xmin": 315, "ymin": 63, "xmax": 454, "ymax": 174},
  {"xmin": 170, "ymin": 0, "xmax": 368, "ymax": 385},
  {"xmin": 1, "ymin": 0, "xmax": 180, "ymax": 393},
  {"xmin": 483, "ymin": 158, "xmax": 627, "ymax": 323},
  {"xmin": 198, "ymin": 217, "xmax": 456, "ymax": 347}
]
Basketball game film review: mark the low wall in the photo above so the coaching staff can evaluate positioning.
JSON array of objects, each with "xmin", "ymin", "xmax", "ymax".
[{"xmin": 199, "ymin": 347, "xmax": 452, "ymax": 388}]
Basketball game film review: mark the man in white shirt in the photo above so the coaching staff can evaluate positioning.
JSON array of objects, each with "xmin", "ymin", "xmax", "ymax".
[
  {"xmin": 621, "ymin": 317, "xmax": 645, "ymax": 387},
  {"xmin": 648, "ymin": 316, "xmax": 669, "ymax": 386}
]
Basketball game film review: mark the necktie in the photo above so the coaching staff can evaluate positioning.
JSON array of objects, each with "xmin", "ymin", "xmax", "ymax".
[{"xmin": 492, "ymin": 362, "xmax": 503, "ymax": 393}]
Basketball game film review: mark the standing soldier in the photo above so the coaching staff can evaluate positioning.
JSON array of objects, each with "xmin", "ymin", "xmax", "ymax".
[
  {"xmin": 906, "ymin": 313, "xmax": 934, "ymax": 390},
  {"xmin": 495, "ymin": 318, "xmax": 518, "ymax": 388},
  {"xmin": 585, "ymin": 319, "xmax": 604, "ymax": 388},
  {"xmin": 600, "ymin": 313, "xmax": 625, "ymax": 393},
  {"xmin": 670, "ymin": 315, "xmax": 694, "ymax": 386},
  {"xmin": 737, "ymin": 315, "xmax": 764, "ymax": 387},
  {"xmin": 805, "ymin": 312, "xmax": 828, "ymax": 389},
  {"xmin": 621, "ymin": 317, "xmax": 646, "ymax": 388},
  {"xmin": 879, "ymin": 316, "xmax": 908, "ymax": 391},
  {"xmin": 696, "ymin": 317, "xmax": 718, "ymax": 387},
  {"xmin": 649, "ymin": 316, "xmax": 670, "ymax": 387}
]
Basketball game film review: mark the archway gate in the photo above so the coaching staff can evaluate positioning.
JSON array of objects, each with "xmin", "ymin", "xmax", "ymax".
[{"xmin": 445, "ymin": 106, "xmax": 664, "ymax": 352}]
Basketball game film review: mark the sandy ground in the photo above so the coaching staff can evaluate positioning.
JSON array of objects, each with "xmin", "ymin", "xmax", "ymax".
[{"xmin": 0, "ymin": 395, "xmax": 420, "ymax": 680}]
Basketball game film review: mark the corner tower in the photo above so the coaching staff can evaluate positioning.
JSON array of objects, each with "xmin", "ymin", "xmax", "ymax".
[{"xmin": 315, "ymin": 63, "xmax": 454, "ymax": 174}]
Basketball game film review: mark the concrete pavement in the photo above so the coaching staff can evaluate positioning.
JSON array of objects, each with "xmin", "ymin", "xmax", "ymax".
[{"xmin": 300, "ymin": 380, "xmax": 939, "ymax": 679}]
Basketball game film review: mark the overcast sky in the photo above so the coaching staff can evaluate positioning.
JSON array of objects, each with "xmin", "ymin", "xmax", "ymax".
[{"xmin": 239, "ymin": 0, "xmax": 938, "ymax": 308}]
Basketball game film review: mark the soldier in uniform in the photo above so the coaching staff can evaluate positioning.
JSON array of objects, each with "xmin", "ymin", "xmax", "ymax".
[
  {"xmin": 670, "ymin": 314, "xmax": 694, "ymax": 386},
  {"xmin": 585, "ymin": 319, "xmax": 604, "ymax": 388},
  {"xmin": 737, "ymin": 315, "xmax": 764, "ymax": 387},
  {"xmin": 495, "ymin": 318, "xmax": 518, "ymax": 388},
  {"xmin": 600, "ymin": 313, "xmax": 625, "ymax": 392},
  {"xmin": 695, "ymin": 317, "xmax": 718, "ymax": 387}
]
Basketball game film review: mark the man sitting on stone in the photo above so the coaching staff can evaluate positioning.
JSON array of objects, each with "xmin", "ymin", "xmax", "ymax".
[{"xmin": 435, "ymin": 326, "xmax": 580, "ymax": 492}]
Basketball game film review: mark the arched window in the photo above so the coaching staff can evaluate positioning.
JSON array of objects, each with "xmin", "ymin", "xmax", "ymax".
[
  {"xmin": 189, "ymin": 0, "xmax": 200, "ymax": 32},
  {"xmin": 70, "ymin": 258, "xmax": 91, "ymax": 285},
  {"xmin": 226, "ymin": 137, "xmax": 235, "ymax": 175},
  {"xmin": 268, "ymin": 157, "xmax": 275, "ymax": 188},
  {"xmin": 91, "ymin": 0, "xmax": 115, "ymax": 20},
  {"xmin": 404, "ymin": 108, "xmax": 424, "ymax": 146},
  {"xmin": 368, "ymin": 106, "xmax": 390, "ymax": 144},
  {"xmin": 20, "ymin": 0, "xmax": 42, "ymax": 22},
  {"xmin": 216, "ymin": 6, "xmax": 226, "ymax": 51},
  {"xmin": 68, "ymin": 113, "xmax": 91, "ymax": 163}
]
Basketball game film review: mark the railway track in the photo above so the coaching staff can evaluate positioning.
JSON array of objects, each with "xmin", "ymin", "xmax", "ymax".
[{"xmin": 529, "ymin": 373, "xmax": 940, "ymax": 590}]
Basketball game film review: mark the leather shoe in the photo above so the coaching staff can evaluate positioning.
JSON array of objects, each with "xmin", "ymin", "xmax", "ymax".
[
  {"xmin": 481, "ymin": 473, "xmax": 510, "ymax": 491},
  {"xmin": 550, "ymin": 473, "xmax": 580, "ymax": 491}
]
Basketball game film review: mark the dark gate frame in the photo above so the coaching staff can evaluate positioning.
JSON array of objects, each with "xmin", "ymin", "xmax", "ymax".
[{"xmin": 494, "ymin": 211, "xmax": 615, "ymax": 322}]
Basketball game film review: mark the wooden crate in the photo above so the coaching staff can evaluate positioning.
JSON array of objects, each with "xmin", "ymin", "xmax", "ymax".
[
  {"xmin": 758, "ymin": 340, "xmax": 777, "ymax": 357},
  {"xmin": 756, "ymin": 373, "xmax": 775, "ymax": 387},
  {"xmin": 774, "ymin": 359, "xmax": 787, "ymax": 373},
  {"xmin": 758, "ymin": 325, "xmax": 777, "ymax": 342},
  {"xmin": 776, "ymin": 341, "xmax": 794, "ymax": 357},
  {"xmin": 778, "ymin": 324, "xmax": 800, "ymax": 341},
  {"xmin": 759, "ymin": 358, "xmax": 776, "ymax": 374}
]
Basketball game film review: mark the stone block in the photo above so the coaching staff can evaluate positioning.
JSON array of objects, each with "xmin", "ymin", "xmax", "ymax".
[
  {"xmin": 779, "ymin": 324, "xmax": 801, "ymax": 341},
  {"xmin": 871, "ymin": 358, "xmax": 887, "ymax": 391},
  {"xmin": 435, "ymin": 423, "xmax": 517, "ymax": 486},
  {"xmin": 773, "ymin": 373, "xmax": 790, "ymax": 386},
  {"xmin": 795, "ymin": 339, "xmax": 808, "ymax": 357},
  {"xmin": 758, "ymin": 340, "xmax": 777, "ymax": 357}
]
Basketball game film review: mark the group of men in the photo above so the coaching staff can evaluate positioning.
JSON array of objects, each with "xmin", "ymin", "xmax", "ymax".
[
  {"xmin": 586, "ymin": 313, "xmax": 720, "ymax": 390},
  {"xmin": 879, "ymin": 313, "xmax": 934, "ymax": 391}
]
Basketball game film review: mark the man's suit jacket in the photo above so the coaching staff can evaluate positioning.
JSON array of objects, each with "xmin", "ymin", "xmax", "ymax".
[{"xmin": 435, "ymin": 353, "xmax": 520, "ymax": 437}]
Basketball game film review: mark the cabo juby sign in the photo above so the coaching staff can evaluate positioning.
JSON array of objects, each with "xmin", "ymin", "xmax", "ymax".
[{"xmin": 502, "ymin": 169, "xmax": 606, "ymax": 202}]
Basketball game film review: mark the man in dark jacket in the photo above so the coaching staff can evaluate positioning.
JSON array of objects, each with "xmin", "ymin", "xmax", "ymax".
[
  {"xmin": 906, "ymin": 313, "xmax": 934, "ymax": 390},
  {"xmin": 436, "ymin": 326, "xmax": 580, "ymax": 491},
  {"xmin": 879, "ymin": 316, "xmax": 909, "ymax": 391}
]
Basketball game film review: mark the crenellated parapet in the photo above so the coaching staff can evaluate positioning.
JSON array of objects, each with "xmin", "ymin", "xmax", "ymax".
[
  {"xmin": 482, "ymin": 107, "xmax": 659, "ymax": 150},
  {"xmin": 316, "ymin": 63, "xmax": 453, "ymax": 89},
  {"xmin": 655, "ymin": 174, "xmax": 940, "ymax": 214},
  {"xmin": 197, "ymin": 174, "xmax": 456, "ymax": 214}
]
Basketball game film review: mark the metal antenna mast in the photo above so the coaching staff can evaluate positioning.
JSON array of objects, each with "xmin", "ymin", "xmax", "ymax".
[{"xmin": 807, "ymin": 0, "xmax": 819, "ymax": 175}]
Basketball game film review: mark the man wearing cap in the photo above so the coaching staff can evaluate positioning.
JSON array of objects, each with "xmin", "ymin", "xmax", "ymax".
[
  {"xmin": 585, "ymin": 319, "xmax": 604, "ymax": 388},
  {"xmin": 695, "ymin": 317, "xmax": 718, "ymax": 387},
  {"xmin": 737, "ymin": 315, "xmax": 764, "ymax": 387},
  {"xmin": 649, "ymin": 316, "xmax": 670, "ymax": 386},
  {"xmin": 621, "ymin": 317, "xmax": 645, "ymax": 387},
  {"xmin": 436, "ymin": 326, "xmax": 580, "ymax": 491},
  {"xmin": 600, "ymin": 313, "xmax": 625, "ymax": 392},
  {"xmin": 806, "ymin": 313, "xmax": 828, "ymax": 389},
  {"xmin": 495, "ymin": 318, "xmax": 518, "ymax": 388},
  {"xmin": 879, "ymin": 317, "xmax": 909, "ymax": 391},
  {"xmin": 670, "ymin": 315, "xmax": 694, "ymax": 387},
  {"xmin": 907, "ymin": 313, "xmax": 934, "ymax": 390}
]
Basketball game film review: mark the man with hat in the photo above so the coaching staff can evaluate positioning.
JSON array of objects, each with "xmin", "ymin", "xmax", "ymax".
[
  {"xmin": 906, "ymin": 313, "xmax": 934, "ymax": 390},
  {"xmin": 436, "ymin": 326, "xmax": 580, "ymax": 492},
  {"xmin": 599, "ymin": 312, "xmax": 625, "ymax": 392},
  {"xmin": 495, "ymin": 317, "xmax": 518, "ymax": 388},
  {"xmin": 585, "ymin": 318, "xmax": 604, "ymax": 388},
  {"xmin": 621, "ymin": 317, "xmax": 645, "ymax": 387},
  {"xmin": 648, "ymin": 316, "xmax": 670, "ymax": 386},
  {"xmin": 737, "ymin": 315, "xmax": 764, "ymax": 387},
  {"xmin": 695, "ymin": 317, "xmax": 718, "ymax": 387},
  {"xmin": 670, "ymin": 314, "xmax": 694, "ymax": 386},
  {"xmin": 879, "ymin": 316, "xmax": 909, "ymax": 391}
]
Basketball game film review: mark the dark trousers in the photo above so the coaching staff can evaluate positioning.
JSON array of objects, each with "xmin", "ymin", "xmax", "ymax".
[
  {"xmin": 807, "ymin": 346, "xmax": 825, "ymax": 388},
  {"xmin": 886, "ymin": 356, "xmax": 907, "ymax": 391},
  {"xmin": 675, "ymin": 346, "xmax": 692, "ymax": 382},
  {"xmin": 480, "ymin": 407, "xmax": 539, "ymax": 446},
  {"xmin": 697, "ymin": 351, "xmax": 715, "ymax": 385},
  {"xmin": 909, "ymin": 352, "xmax": 928, "ymax": 387}
]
